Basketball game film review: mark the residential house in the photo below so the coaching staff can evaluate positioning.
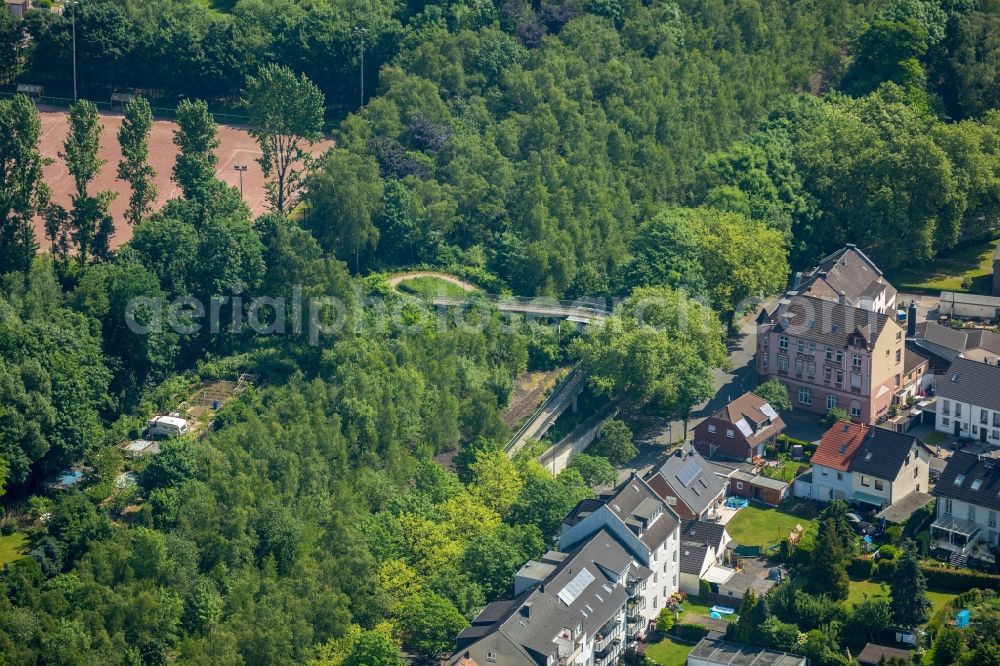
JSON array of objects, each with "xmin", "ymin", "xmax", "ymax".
[
  {"xmin": 934, "ymin": 358, "xmax": 1000, "ymax": 445},
  {"xmin": 806, "ymin": 422, "xmax": 930, "ymax": 514},
  {"xmin": 756, "ymin": 294, "xmax": 906, "ymax": 423},
  {"xmin": 939, "ymin": 291, "xmax": 1000, "ymax": 322},
  {"xmin": 911, "ymin": 322, "xmax": 1000, "ymax": 368},
  {"xmin": 847, "ymin": 427, "xmax": 930, "ymax": 511},
  {"xmin": 645, "ymin": 445, "xmax": 728, "ymax": 521},
  {"xmin": 686, "ymin": 631, "xmax": 807, "ymax": 666},
  {"xmin": 931, "ymin": 451, "xmax": 1000, "ymax": 561},
  {"xmin": 809, "ymin": 421, "xmax": 869, "ymax": 502},
  {"xmin": 791, "ymin": 244, "xmax": 897, "ymax": 314},
  {"xmin": 692, "ymin": 392, "xmax": 786, "ymax": 462},
  {"xmin": 451, "ymin": 530, "xmax": 641, "ymax": 666},
  {"xmin": 677, "ymin": 520, "xmax": 732, "ymax": 596},
  {"xmin": 560, "ymin": 474, "xmax": 681, "ymax": 640}
]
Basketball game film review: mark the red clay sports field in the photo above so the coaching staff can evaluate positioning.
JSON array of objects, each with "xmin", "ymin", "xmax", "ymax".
[{"xmin": 34, "ymin": 105, "xmax": 333, "ymax": 249}]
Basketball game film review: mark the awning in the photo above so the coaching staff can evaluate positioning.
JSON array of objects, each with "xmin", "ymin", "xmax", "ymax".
[
  {"xmin": 876, "ymin": 491, "xmax": 934, "ymax": 524},
  {"xmin": 931, "ymin": 514, "xmax": 982, "ymax": 537},
  {"xmin": 850, "ymin": 491, "xmax": 886, "ymax": 508},
  {"xmin": 702, "ymin": 565, "xmax": 736, "ymax": 585}
]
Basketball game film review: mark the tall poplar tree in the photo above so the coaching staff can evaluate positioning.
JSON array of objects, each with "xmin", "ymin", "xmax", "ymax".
[
  {"xmin": 60, "ymin": 99, "xmax": 115, "ymax": 263},
  {"xmin": 0, "ymin": 94, "xmax": 49, "ymax": 274},
  {"xmin": 117, "ymin": 97, "xmax": 157, "ymax": 226},
  {"xmin": 172, "ymin": 99, "xmax": 219, "ymax": 201}
]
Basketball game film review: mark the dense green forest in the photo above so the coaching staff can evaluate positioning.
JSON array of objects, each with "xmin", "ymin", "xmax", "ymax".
[{"xmin": 1, "ymin": 0, "xmax": 1000, "ymax": 664}]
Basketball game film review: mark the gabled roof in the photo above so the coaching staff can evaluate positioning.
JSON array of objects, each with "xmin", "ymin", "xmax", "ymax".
[
  {"xmin": 933, "ymin": 451, "xmax": 1000, "ymax": 512},
  {"xmin": 453, "ymin": 529, "xmax": 638, "ymax": 665},
  {"xmin": 765, "ymin": 294, "xmax": 895, "ymax": 348},
  {"xmin": 813, "ymin": 421, "xmax": 869, "ymax": 471},
  {"xmin": 797, "ymin": 244, "xmax": 896, "ymax": 308},
  {"xmin": 935, "ymin": 358, "xmax": 1000, "ymax": 413},
  {"xmin": 562, "ymin": 475, "xmax": 680, "ymax": 554},
  {"xmin": 647, "ymin": 445, "xmax": 728, "ymax": 516},
  {"xmin": 679, "ymin": 543, "xmax": 710, "ymax": 575},
  {"xmin": 709, "ymin": 391, "xmax": 786, "ymax": 446},
  {"xmin": 678, "ymin": 520, "xmax": 729, "ymax": 575},
  {"xmin": 912, "ymin": 321, "xmax": 968, "ymax": 353},
  {"xmin": 966, "ymin": 329, "xmax": 1000, "ymax": 356},
  {"xmin": 849, "ymin": 427, "xmax": 922, "ymax": 481},
  {"xmin": 904, "ymin": 348, "xmax": 930, "ymax": 375}
]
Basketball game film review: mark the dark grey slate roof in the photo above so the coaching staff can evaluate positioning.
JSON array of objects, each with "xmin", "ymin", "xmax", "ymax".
[
  {"xmin": 797, "ymin": 245, "xmax": 896, "ymax": 309},
  {"xmin": 650, "ymin": 445, "xmax": 728, "ymax": 516},
  {"xmin": 605, "ymin": 475, "xmax": 681, "ymax": 551},
  {"xmin": 680, "ymin": 520, "xmax": 728, "ymax": 549},
  {"xmin": 966, "ymin": 329, "xmax": 1000, "ymax": 356},
  {"xmin": 933, "ymin": 451, "xmax": 1000, "ymax": 512},
  {"xmin": 935, "ymin": 358, "xmax": 1000, "ymax": 413},
  {"xmin": 913, "ymin": 321, "xmax": 968, "ymax": 352},
  {"xmin": 679, "ymin": 542, "xmax": 709, "ymax": 575},
  {"xmin": 848, "ymin": 427, "xmax": 921, "ymax": 481},
  {"xmin": 767, "ymin": 295, "xmax": 895, "ymax": 349},
  {"xmin": 453, "ymin": 529, "xmax": 640, "ymax": 665}
]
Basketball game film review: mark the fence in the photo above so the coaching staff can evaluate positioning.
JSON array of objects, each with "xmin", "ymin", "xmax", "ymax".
[{"xmin": 0, "ymin": 90, "xmax": 250, "ymax": 125}]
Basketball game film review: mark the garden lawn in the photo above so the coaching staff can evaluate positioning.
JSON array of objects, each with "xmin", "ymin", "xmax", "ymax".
[
  {"xmin": 644, "ymin": 636, "xmax": 695, "ymax": 666},
  {"xmin": 725, "ymin": 499, "xmax": 818, "ymax": 548},
  {"xmin": 396, "ymin": 275, "xmax": 476, "ymax": 299},
  {"xmin": 0, "ymin": 532, "xmax": 28, "ymax": 568},
  {"xmin": 889, "ymin": 236, "xmax": 1000, "ymax": 295},
  {"xmin": 922, "ymin": 431, "xmax": 947, "ymax": 446},
  {"xmin": 845, "ymin": 577, "xmax": 956, "ymax": 623},
  {"xmin": 680, "ymin": 596, "xmax": 731, "ymax": 622}
]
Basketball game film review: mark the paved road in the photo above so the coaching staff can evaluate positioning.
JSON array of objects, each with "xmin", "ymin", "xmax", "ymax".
[
  {"xmin": 641, "ymin": 299, "xmax": 773, "ymax": 449},
  {"xmin": 506, "ymin": 370, "xmax": 589, "ymax": 455},
  {"xmin": 386, "ymin": 271, "xmax": 479, "ymax": 291}
]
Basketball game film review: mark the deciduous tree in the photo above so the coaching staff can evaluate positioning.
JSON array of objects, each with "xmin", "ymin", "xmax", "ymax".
[
  {"xmin": 172, "ymin": 99, "xmax": 219, "ymax": 202},
  {"xmin": 245, "ymin": 64, "xmax": 326, "ymax": 213},
  {"xmin": 117, "ymin": 97, "xmax": 158, "ymax": 226}
]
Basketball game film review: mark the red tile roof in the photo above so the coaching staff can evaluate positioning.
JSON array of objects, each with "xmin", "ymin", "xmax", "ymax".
[{"xmin": 812, "ymin": 421, "xmax": 869, "ymax": 471}]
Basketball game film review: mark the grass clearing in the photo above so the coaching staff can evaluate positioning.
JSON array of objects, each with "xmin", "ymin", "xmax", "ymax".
[
  {"xmin": 0, "ymin": 532, "xmax": 29, "ymax": 568},
  {"xmin": 644, "ymin": 635, "xmax": 696, "ymax": 665},
  {"xmin": 396, "ymin": 275, "xmax": 476, "ymax": 299},
  {"xmin": 725, "ymin": 499, "xmax": 819, "ymax": 548},
  {"xmin": 889, "ymin": 236, "xmax": 999, "ymax": 295},
  {"xmin": 845, "ymin": 577, "xmax": 956, "ymax": 622}
]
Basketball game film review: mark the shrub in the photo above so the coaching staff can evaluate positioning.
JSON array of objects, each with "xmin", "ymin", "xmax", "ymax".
[
  {"xmin": 673, "ymin": 623, "xmax": 709, "ymax": 642},
  {"xmin": 0, "ymin": 520, "xmax": 15, "ymax": 536},
  {"xmin": 848, "ymin": 557, "xmax": 874, "ymax": 579},
  {"xmin": 698, "ymin": 579, "xmax": 711, "ymax": 598},
  {"xmin": 874, "ymin": 560, "xmax": 897, "ymax": 582},
  {"xmin": 656, "ymin": 607, "xmax": 677, "ymax": 633},
  {"xmin": 884, "ymin": 525, "xmax": 903, "ymax": 545},
  {"xmin": 878, "ymin": 545, "xmax": 899, "ymax": 561}
]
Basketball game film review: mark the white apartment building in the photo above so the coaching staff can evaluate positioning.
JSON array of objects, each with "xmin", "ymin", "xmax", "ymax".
[{"xmin": 935, "ymin": 358, "xmax": 1000, "ymax": 446}]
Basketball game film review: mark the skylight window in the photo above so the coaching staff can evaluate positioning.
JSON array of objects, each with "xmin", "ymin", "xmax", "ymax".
[
  {"xmin": 955, "ymin": 474, "xmax": 966, "ymax": 485},
  {"xmin": 971, "ymin": 479, "xmax": 983, "ymax": 490}
]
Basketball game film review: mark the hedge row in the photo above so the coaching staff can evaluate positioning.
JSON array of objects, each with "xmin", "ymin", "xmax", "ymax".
[
  {"xmin": 919, "ymin": 564, "xmax": 1000, "ymax": 592},
  {"xmin": 673, "ymin": 623, "xmax": 710, "ymax": 642},
  {"xmin": 777, "ymin": 434, "xmax": 817, "ymax": 456}
]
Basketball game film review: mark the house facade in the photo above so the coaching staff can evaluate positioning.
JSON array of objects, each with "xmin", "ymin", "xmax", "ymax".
[
  {"xmin": 452, "ymin": 530, "xmax": 637, "ymax": 666},
  {"xmin": 645, "ymin": 445, "xmax": 728, "ymax": 521},
  {"xmin": 934, "ymin": 358, "xmax": 1000, "ymax": 446},
  {"xmin": 809, "ymin": 422, "xmax": 868, "ymax": 502},
  {"xmin": 931, "ymin": 451, "xmax": 1000, "ymax": 560},
  {"xmin": 692, "ymin": 392, "xmax": 786, "ymax": 462},
  {"xmin": 560, "ymin": 475, "xmax": 681, "ymax": 641},
  {"xmin": 807, "ymin": 422, "xmax": 929, "ymax": 511},
  {"xmin": 677, "ymin": 521, "xmax": 732, "ymax": 597},
  {"xmin": 757, "ymin": 294, "xmax": 905, "ymax": 424},
  {"xmin": 847, "ymin": 428, "xmax": 930, "ymax": 509}
]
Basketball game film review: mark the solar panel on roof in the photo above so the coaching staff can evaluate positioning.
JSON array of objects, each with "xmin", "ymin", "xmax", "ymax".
[
  {"xmin": 735, "ymin": 419, "xmax": 753, "ymax": 437},
  {"xmin": 760, "ymin": 403, "xmax": 778, "ymax": 419},
  {"xmin": 558, "ymin": 567, "xmax": 595, "ymax": 606},
  {"xmin": 676, "ymin": 460, "xmax": 701, "ymax": 488}
]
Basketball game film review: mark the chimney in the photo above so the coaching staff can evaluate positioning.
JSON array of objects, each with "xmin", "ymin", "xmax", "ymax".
[
  {"xmin": 907, "ymin": 301, "xmax": 917, "ymax": 337},
  {"xmin": 791, "ymin": 271, "xmax": 803, "ymax": 289},
  {"xmin": 838, "ymin": 291, "xmax": 846, "ymax": 305},
  {"xmin": 521, "ymin": 602, "xmax": 532, "ymax": 618}
]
